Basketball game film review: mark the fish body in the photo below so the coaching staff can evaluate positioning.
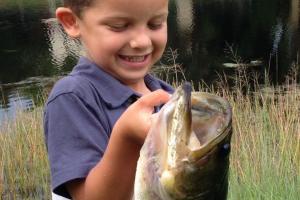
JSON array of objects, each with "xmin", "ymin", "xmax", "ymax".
[{"xmin": 134, "ymin": 83, "xmax": 232, "ymax": 200}]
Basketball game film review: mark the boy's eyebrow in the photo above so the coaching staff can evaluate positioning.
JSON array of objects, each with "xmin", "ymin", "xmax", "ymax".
[
  {"xmin": 103, "ymin": 12, "xmax": 168, "ymax": 21},
  {"xmin": 152, "ymin": 12, "xmax": 169, "ymax": 19}
]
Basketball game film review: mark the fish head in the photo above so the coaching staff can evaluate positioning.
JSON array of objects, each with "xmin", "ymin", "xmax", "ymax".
[{"xmin": 155, "ymin": 83, "xmax": 232, "ymax": 199}]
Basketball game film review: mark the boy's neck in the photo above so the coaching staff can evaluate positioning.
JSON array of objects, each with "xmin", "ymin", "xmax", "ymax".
[{"xmin": 127, "ymin": 81, "xmax": 151, "ymax": 96}]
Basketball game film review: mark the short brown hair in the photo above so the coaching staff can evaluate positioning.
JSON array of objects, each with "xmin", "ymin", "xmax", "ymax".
[{"xmin": 63, "ymin": 0, "xmax": 94, "ymax": 17}]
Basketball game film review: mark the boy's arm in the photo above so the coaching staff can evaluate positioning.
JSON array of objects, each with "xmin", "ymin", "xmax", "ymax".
[{"xmin": 66, "ymin": 90, "xmax": 170, "ymax": 200}]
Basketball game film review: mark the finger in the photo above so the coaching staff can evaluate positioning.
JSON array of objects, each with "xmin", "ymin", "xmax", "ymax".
[
  {"xmin": 138, "ymin": 89, "xmax": 171, "ymax": 107},
  {"xmin": 150, "ymin": 113, "xmax": 159, "ymax": 123}
]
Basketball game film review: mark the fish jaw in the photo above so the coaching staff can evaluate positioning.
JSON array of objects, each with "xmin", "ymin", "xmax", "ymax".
[
  {"xmin": 158, "ymin": 83, "xmax": 193, "ymax": 198},
  {"xmin": 165, "ymin": 83, "xmax": 192, "ymax": 169},
  {"xmin": 134, "ymin": 83, "xmax": 193, "ymax": 200}
]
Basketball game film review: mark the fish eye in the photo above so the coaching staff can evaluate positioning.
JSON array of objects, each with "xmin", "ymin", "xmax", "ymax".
[{"xmin": 219, "ymin": 143, "xmax": 231, "ymax": 157}]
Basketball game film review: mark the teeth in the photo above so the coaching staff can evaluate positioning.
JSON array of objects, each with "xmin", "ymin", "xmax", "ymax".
[{"xmin": 122, "ymin": 55, "xmax": 146, "ymax": 62}]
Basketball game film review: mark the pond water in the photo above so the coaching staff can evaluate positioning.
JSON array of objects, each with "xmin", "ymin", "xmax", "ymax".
[{"xmin": 1, "ymin": 0, "xmax": 300, "ymax": 123}]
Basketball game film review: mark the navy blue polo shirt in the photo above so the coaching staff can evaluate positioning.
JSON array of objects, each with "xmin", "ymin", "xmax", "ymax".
[{"xmin": 43, "ymin": 57, "xmax": 174, "ymax": 198}]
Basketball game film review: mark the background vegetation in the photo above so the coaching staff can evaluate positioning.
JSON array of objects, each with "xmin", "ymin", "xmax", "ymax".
[
  {"xmin": 225, "ymin": 76, "xmax": 300, "ymax": 199},
  {"xmin": 0, "ymin": 107, "xmax": 50, "ymax": 199}
]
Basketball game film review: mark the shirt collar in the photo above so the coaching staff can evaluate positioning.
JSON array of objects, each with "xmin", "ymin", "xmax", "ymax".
[{"xmin": 70, "ymin": 57, "xmax": 165, "ymax": 108}]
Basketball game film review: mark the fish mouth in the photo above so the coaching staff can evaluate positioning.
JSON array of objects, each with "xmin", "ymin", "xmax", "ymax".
[
  {"xmin": 187, "ymin": 93, "xmax": 232, "ymax": 161},
  {"xmin": 161, "ymin": 83, "xmax": 232, "ymax": 170}
]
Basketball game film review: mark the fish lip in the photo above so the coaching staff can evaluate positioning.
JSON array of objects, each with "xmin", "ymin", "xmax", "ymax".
[{"xmin": 187, "ymin": 125, "xmax": 232, "ymax": 162}]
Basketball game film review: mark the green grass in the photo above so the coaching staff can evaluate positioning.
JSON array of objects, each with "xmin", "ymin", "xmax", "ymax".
[
  {"xmin": 0, "ymin": 107, "xmax": 50, "ymax": 199},
  {"xmin": 227, "ymin": 85, "xmax": 300, "ymax": 200},
  {"xmin": 0, "ymin": 70, "xmax": 300, "ymax": 199}
]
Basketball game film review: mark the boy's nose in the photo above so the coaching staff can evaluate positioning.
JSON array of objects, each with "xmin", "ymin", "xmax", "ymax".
[{"xmin": 129, "ymin": 33, "xmax": 152, "ymax": 49}]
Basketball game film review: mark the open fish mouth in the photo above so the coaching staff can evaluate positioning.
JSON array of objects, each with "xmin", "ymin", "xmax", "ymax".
[{"xmin": 134, "ymin": 82, "xmax": 232, "ymax": 200}]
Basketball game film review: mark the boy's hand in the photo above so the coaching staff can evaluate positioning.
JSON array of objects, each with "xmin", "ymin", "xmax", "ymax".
[{"xmin": 114, "ymin": 89, "xmax": 170, "ymax": 145}]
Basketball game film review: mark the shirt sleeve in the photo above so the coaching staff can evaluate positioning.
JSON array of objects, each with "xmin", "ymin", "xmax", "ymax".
[{"xmin": 44, "ymin": 92, "xmax": 109, "ymax": 198}]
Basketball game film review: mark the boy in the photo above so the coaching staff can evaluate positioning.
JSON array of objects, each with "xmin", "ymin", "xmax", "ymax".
[{"xmin": 44, "ymin": 0, "xmax": 173, "ymax": 199}]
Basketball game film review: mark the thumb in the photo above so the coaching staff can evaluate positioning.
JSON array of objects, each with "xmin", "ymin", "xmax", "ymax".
[
  {"xmin": 138, "ymin": 89, "xmax": 171, "ymax": 108},
  {"xmin": 150, "ymin": 113, "xmax": 159, "ymax": 124}
]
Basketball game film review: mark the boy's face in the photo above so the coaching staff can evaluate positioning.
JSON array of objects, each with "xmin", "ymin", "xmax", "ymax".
[{"xmin": 76, "ymin": 0, "xmax": 168, "ymax": 86}]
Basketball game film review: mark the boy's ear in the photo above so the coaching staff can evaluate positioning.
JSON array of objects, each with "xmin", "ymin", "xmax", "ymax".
[{"xmin": 56, "ymin": 7, "xmax": 81, "ymax": 38}]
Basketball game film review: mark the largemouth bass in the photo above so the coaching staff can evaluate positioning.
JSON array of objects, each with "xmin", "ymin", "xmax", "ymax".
[{"xmin": 134, "ymin": 83, "xmax": 232, "ymax": 200}]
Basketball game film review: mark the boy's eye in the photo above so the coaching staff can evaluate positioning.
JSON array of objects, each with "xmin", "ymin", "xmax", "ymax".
[
  {"xmin": 148, "ymin": 17, "xmax": 167, "ymax": 30},
  {"xmin": 148, "ymin": 22, "xmax": 163, "ymax": 30},
  {"xmin": 107, "ymin": 23, "xmax": 128, "ymax": 32}
]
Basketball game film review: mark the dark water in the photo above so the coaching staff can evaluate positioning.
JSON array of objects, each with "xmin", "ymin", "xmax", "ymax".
[{"xmin": 1, "ymin": 0, "xmax": 300, "ymax": 122}]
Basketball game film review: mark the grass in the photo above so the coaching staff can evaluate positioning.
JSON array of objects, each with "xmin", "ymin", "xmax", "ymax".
[
  {"xmin": 218, "ymin": 46, "xmax": 300, "ymax": 199},
  {"xmin": 226, "ymin": 84, "xmax": 300, "ymax": 199},
  {"xmin": 0, "ymin": 61, "xmax": 300, "ymax": 199},
  {"xmin": 0, "ymin": 107, "xmax": 50, "ymax": 199}
]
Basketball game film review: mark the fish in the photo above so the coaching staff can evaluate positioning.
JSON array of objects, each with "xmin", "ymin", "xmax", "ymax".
[{"xmin": 134, "ymin": 82, "xmax": 232, "ymax": 200}]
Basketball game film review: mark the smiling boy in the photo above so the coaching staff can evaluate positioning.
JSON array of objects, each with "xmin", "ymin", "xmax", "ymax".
[{"xmin": 44, "ymin": 0, "xmax": 173, "ymax": 199}]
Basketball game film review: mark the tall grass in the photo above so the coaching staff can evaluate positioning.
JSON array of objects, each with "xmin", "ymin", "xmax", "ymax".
[
  {"xmin": 0, "ymin": 107, "xmax": 50, "ymax": 199},
  {"xmin": 0, "ymin": 58, "xmax": 300, "ymax": 199},
  {"xmin": 226, "ymin": 84, "xmax": 300, "ymax": 199},
  {"xmin": 210, "ymin": 60, "xmax": 300, "ymax": 199}
]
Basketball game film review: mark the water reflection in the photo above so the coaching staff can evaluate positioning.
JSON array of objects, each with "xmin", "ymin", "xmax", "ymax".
[
  {"xmin": 43, "ymin": 18, "xmax": 82, "ymax": 69},
  {"xmin": 0, "ymin": 86, "xmax": 36, "ymax": 125},
  {"xmin": 0, "ymin": 0, "xmax": 77, "ymax": 85},
  {"xmin": 167, "ymin": 0, "xmax": 300, "ymax": 85},
  {"xmin": 0, "ymin": 0, "xmax": 77, "ymax": 121},
  {"xmin": 43, "ymin": 0, "xmax": 83, "ymax": 72},
  {"xmin": 0, "ymin": 76, "xmax": 61, "ymax": 124}
]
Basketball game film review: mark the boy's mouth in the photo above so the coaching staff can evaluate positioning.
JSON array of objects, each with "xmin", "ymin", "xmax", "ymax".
[{"xmin": 119, "ymin": 54, "xmax": 149, "ymax": 63}]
